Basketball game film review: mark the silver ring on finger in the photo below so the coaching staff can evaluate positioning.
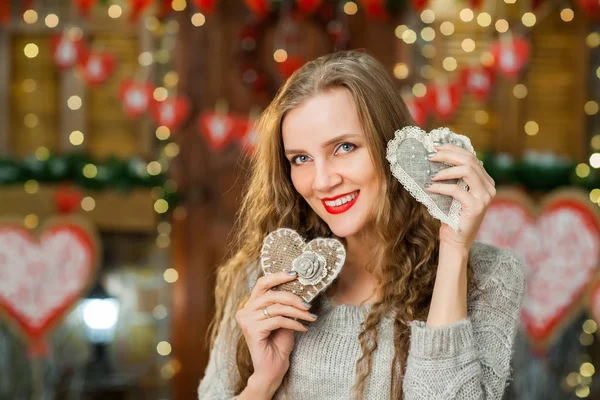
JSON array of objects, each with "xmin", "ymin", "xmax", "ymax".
[{"xmin": 262, "ymin": 306, "xmax": 271, "ymax": 319}]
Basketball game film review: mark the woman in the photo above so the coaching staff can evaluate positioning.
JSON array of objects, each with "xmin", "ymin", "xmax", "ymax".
[{"xmin": 198, "ymin": 50, "xmax": 525, "ymax": 399}]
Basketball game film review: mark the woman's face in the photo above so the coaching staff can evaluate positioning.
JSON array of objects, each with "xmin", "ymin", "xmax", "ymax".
[{"xmin": 282, "ymin": 88, "xmax": 379, "ymax": 239}]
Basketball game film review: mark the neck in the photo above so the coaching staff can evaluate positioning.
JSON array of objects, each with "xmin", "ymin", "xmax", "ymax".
[{"xmin": 328, "ymin": 233, "xmax": 380, "ymax": 306}]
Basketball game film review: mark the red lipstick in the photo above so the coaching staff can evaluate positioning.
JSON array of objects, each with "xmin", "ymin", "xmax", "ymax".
[{"xmin": 321, "ymin": 191, "xmax": 360, "ymax": 215}]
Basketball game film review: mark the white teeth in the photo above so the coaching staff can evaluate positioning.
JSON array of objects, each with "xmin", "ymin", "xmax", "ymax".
[{"xmin": 324, "ymin": 191, "xmax": 358, "ymax": 207}]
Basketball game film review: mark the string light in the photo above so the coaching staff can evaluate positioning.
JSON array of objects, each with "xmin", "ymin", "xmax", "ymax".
[
  {"xmin": 81, "ymin": 196, "xmax": 96, "ymax": 211},
  {"xmin": 108, "ymin": 5, "xmax": 123, "ymax": 18},
  {"xmin": 561, "ymin": 8, "xmax": 574, "ymax": 22},
  {"xmin": 395, "ymin": 25, "xmax": 408, "ymax": 39},
  {"xmin": 24, "ymin": 180, "xmax": 39, "ymax": 194},
  {"xmin": 412, "ymin": 83, "xmax": 427, "ymax": 97},
  {"xmin": 344, "ymin": 2, "xmax": 358, "ymax": 15},
  {"xmin": 393, "ymin": 63, "xmax": 409, "ymax": 79},
  {"xmin": 587, "ymin": 33, "xmax": 600, "ymax": 48},
  {"xmin": 476, "ymin": 13, "xmax": 492, "ymax": 27},
  {"xmin": 157, "ymin": 341, "xmax": 172, "ymax": 356},
  {"xmin": 420, "ymin": 9, "xmax": 435, "ymax": 24},
  {"xmin": 513, "ymin": 84, "xmax": 528, "ymax": 99},
  {"xmin": 67, "ymin": 95, "xmax": 82, "ymax": 110},
  {"xmin": 191, "ymin": 13, "xmax": 206, "ymax": 26},
  {"xmin": 439, "ymin": 21, "xmax": 455, "ymax": 36},
  {"xmin": 401, "ymin": 29, "xmax": 417, "ymax": 44},
  {"xmin": 459, "ymin": 8, "xmax": 474, "ymax": 22},
  {"xmin": 138, "ymin": 51, "xmax": 153, "ymax": 66},
  {"xmin": 153, "ymin": 305, "xmax": 168, "ymax": 320},
  {"xmin": 153, "ymin": 87, "xmax": 168, "ymax": 102},
  {"xmin": 585, "ymin": 101, "xmax": 599, "ymax": 116},
  {"xmin": 589, "ymin": 189, "xmax": 600, "ymax": 203},
  {"xmin": 172, "ymin": 0, "xmax": 187, "ymax": 11},
  {"xmin": 522, "ymin": 12, "xmax": 536, "ymax": 27},
  {"xmin": 45, "ymin": 14, "xmax": 59, "ymax": 28},
  {"xmin": 420, "ymin": 27, "xmax": 435, "ymax": 42},
  {"xmin": 524, "ymin": 121, "xmax": 539, "ymax": 136},
  {"xmin": 24, "ymin": 113, "xmax": 38, "ymax": 128},
  {"xmin": 442, "ymin": 57, "xmax": 457, "ymax": 71},
  {"xmin": 23, "ymin": 9, "xmax": 38, "ymax": 24},
  {"xmin": 147, "ymin": 161, "xmax": 162, "ymax": 176},
  {"xmin": 273, "ymin": 49, "xmax": 288, "ymax": 62},
  {"xmin": 156, "ymin": 126, "xmax": 171, "ymax": 140},
  {"xmin": 83, "ymin": 164, "xmax": 98, "ymax": 179},
  {"xmin": 24, "ymin": 43, "xmax": 39, "ymax": 58},
  {"xmin": 24, "ymin": 214, "xmax": 39, "ymax": 229},
  {"xmin": 576, "ymin": 164, "xmax": 591, "ymax": 178},
  {"xmin": 22, "ymin": 79, "xmax": 37, "ymax": 93},
  {"xmin": 590, "ymin": 153, "xmax": 600, "ymax": 168},
  {"xmin": 35, "ymin": 147, "xmax": 49, "ymax": 161},
  {"xmin": 70, "ymin": 130, "xmax": 84, "ymax": 145},
  {"xmin": 461, "ymin": 38, "xmax": 476, "ymax": 52},
  {"xmin": 163, "ymin": 268, "xmax": 179, "ymax": 283},
  {"xmin": 495, "ymin": 19, "xmax": 509, "ymax": 33}
]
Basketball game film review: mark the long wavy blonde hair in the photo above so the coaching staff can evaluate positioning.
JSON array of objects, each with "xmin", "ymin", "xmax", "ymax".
[{"xmin": 208, "ymin": 49, "xmax": 476, "ymax": 399}]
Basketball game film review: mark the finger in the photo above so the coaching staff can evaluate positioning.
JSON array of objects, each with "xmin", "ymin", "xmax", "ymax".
[
  {"xmin": 430, "ymin": 165, "xmax": 494, "ymax": 200},
  {"xmin": 261, "ymin": 316, "xmax": 308, "ymax": 333},
  {"xmin": 425, "ymin": 182, "xmax": 483, "ymax": 212},
  {"xmin": 249, "ymin": 271, "xmax": 298, "ymax": 300},
  {"xmin": 250, "ymin": 290, "xmax": 310, "ymax": 311},
  {"xmin": 429, "ymin": 144, "xmax": 494, "ymax": 187},
  {"xmin": 254, "ymin": 304, "xmax": 317, "ymax": 322}
]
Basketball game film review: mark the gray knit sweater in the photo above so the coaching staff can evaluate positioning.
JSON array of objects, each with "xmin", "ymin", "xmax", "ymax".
[{"xmin": 198, "ymin": 241, "xmax": 526, "ymax": 399}]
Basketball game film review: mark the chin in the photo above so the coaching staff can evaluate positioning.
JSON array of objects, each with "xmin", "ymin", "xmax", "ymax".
[{"xmin": 324, "ymin": 216, "xmax": 367, "ymax": 239}]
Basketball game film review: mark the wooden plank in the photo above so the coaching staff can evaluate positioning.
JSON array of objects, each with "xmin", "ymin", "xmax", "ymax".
[
  {"xmin": 0, "ymin": 27, "xmax": 9, "ymax": 155},
  {"xmin": 0, "ymin": 185, "xmax": 156, "ymax": 232}
]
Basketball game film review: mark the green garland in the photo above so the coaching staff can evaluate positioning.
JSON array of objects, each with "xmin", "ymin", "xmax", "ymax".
[{"xmin": 0, "ymin": 152, "xmax": 180, "ymax": 207}]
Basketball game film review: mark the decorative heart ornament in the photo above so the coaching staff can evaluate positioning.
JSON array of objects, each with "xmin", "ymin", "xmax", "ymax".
[
  {"xmin": 78, "ymin": 51, "xmax": 116, "ymax": 86},
  {"xmin": 386, "ymin": 126, "xmax": 475, "ymax": 232},
  {"xmin": 52, "ymin": 34, "xmax": 84, "ymax": 69},
  {"xmin": 260, "ymin": 228, "xmax": 346, "ymax": 303},
  {"xmin": 460, "ymin": 66, "xmax": 494, "ymax": 101},
  {"xmin": 490, "ymin": 36, "xmax": 530, "ymax": 79},
  {"xmin": 426, "ymin": 81, "xmax": 462, "ymax": 121},
  {"xmin": 198, "ymin": 111, "xmax": 237, "ymax": 151},
  {"xmin": 0, "ymin": 218, "xmax": 99, "ymax": 352},
  {"xmin": 476, "ymin": 188, "xmax": 600, "ymax": 351},
  {"xmin": 150, "ymin": 96, "xmax": 191, "ymax": 131},
  {"xmin": 119, "ymin": 79, "xmax": 154, "ymax": 118}
]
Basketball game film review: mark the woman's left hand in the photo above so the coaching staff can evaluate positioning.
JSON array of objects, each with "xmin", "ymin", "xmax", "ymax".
[{"xmin": 425, "ymin": 142, "xmax": 496, "ymax": 249}]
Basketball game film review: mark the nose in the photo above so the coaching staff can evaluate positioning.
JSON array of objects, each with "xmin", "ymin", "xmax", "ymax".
[{"xmin": 312, "ymin": 159, "xmax": 342, "ymax": 193}]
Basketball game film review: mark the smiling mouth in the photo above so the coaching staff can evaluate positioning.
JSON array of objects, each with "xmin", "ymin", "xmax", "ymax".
[{"xmin": 321, "ymin": 191, "xmax": 360, "ymax": 214}]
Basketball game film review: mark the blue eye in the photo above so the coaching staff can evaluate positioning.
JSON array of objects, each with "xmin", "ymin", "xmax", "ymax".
[
  {"xmin": 335, "ymin": 142, "xmax": 356, "ymax": 154},
  {"xmin": 291, "ymin": 155, "xmax": 310, "ymax": 165}
]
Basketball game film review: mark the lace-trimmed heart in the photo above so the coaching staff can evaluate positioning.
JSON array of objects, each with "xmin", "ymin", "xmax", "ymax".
[
  {"xmin": 260, "ymin": 228, "xmax": 346, "ymax": 303},
  {"xmin": 386, "ymin": 126, "xmax": 476, "ymax": 232}
]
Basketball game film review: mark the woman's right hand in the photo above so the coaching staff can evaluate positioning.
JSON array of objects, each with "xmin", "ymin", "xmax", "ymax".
[{"xmin": 235, "ymin": 271, "xmax": 317, "ymax": 394}]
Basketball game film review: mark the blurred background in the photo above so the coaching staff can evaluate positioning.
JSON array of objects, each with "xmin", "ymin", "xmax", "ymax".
[{"xmin": 0, "ymin": 0, "xmax": 600, "ymax": 399}]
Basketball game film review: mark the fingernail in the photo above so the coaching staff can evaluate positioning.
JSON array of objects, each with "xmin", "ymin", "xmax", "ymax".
[
  {"xmin": 287, "ymin": 270, "xmax": 298, "ymax": 276},
  {"xmin": 309, "ymin": 313, "xmax": 318, "ymax": 319},
  {"xmin": 302, "ymin": 300, "xmax": 311, "ymax": 309},
  {"xmin": 427, "ymin": 151, "xmax": 436, "ymax": 158},
  {"xmin": 429, "ymin": 172, "xmax": 437, "ymax": 178},
  {"xmin": 424, "ymin": 182, "xmax": 432, "ymax": 188},
  {"xmin": 433, "ymin": 141, "xmax": 443, "ymax": 146}
]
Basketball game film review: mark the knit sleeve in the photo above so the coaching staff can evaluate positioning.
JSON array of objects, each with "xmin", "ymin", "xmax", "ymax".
[
  {"xmin": 197, "ymin": 308, "xmax": 242, "ymax": 400},
  {"xmin": 403, "ymin": 246, "xmax": 526, "ymax": 400}
]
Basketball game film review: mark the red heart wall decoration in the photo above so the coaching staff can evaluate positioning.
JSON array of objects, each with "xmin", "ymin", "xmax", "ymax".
[
  {"xmin": 460, "ymin": 66, "xmax": 494, "ymax": 101},
  {"xmin": 198, "ymin": 111, "xmax": 237, "ymax": 151},
  {"xmin": 426, "ymin": 81, "xmax": 462, "ymax": 121},
  {"xmin": 0, "ymin": 218, "xmax": 99, "ymax": 354},
  {"xmin": 79, "ymin": 51, "xmax": 116, "ymax": 86},
  {"xmin": 119, "ymin": 79, "xmax": 155, "ymax": 118},
  {"xmin": 52, "ymin": 34, "xmax": 84, "ymax": 69},
  {"xmin": 476, "ymin": 188, "xmax": 600, "ymax": 351},
  {"xmin": 150, "ymin": 96, "xmax": 191, "ymax": 131},
  {"xmin": 490, "ymin": 36, "xmax": 530, "ymax": 79}
]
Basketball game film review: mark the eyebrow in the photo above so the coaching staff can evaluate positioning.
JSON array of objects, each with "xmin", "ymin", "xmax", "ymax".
[{"xmin": 284, "ymin": 133, "xmax": 361, "ymax": 156}]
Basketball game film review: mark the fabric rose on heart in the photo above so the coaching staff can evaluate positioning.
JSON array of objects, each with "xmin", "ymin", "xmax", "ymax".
[{"xmin": 292, "ymin": 251, "xmax": 328, "ymax": 286}]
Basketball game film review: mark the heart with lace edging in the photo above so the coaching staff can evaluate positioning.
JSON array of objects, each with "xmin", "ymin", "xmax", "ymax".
[{"xmin": 260, "ymin": 228, "xmax": 346, "ymax": 303}]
